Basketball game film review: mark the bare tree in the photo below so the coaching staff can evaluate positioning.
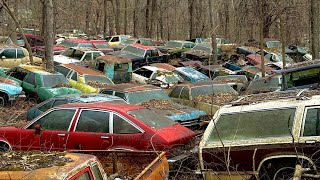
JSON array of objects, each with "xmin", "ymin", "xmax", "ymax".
[
  {"xmin": 311, "ymin": 0, "xmax": 319, "ymax": 59},
  {"xmin": 44, "ymin": 0, "xmax": 54, "ymax": 71}
]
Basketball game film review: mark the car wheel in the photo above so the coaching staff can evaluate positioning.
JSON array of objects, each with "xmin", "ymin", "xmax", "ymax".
[
  {"xmin": 259, "ymin": 160, "xmax": 296, "ymax": 180},
  {"xmin": 0, "ymin": 142, "xmax": 11, "ymax": 152}
]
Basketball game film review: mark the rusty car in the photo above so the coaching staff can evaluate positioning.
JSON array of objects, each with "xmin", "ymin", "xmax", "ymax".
[
  {"xmin": 169, "ymin": 81, "xmax": 238, "ymax": 115},
  {"xmin": 132, "ymin": 66, "xmax": 183, "ymax": 88},
  {"xmin": 105, "ymin": 34, "xmax": 131, "ymax": 47},
  {"xmin": 212, "ymin": 75, "xmax": 249, "ymax": 92},
  {"xmin": 173, "ymin": 67, "xmax": 210, "ymax": 82},
  {"xmin": 181, "ymin": 43, "xmax": 222, "ymax": 64},
  {"xmin": 90, "ymin": 40, "xmax": 114, "ymax": 54},
  {"xmin": 0, "ymin": 65, "xmax": 81, "ymax": 101},
  {"xmin": 156, "ymin": 40, "xmax": 195, "ymax": 59},
  {"xmin": 55, "ymin": 64, "xmax": 114, "ymax": 93},
  {"xmin": 100, "ymin": 83, "xmax": 207, "ymax": 127},
  {"xmin": 53, "ymin": 47, "xmax": 104, "ymax": 65},
  {"xmin": 199, "ymin": 89, "xmax": 320, "ymax": 179}
]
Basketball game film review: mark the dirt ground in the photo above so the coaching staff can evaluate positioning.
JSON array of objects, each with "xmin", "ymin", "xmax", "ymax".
[{"xmin": 0, "ymin": 98, "xmax": 35, "ymax": 127}]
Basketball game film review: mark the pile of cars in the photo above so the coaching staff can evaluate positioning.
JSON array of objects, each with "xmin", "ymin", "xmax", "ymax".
[{"xmin": 0, "ymin": 33, "xmax": 319, "ymax": 179}]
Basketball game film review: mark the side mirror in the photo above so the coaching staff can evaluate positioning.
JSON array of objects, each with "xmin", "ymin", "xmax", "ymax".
[{"xmin": 34, "ymin": 124, "xmax": 41, "ymax": 134}]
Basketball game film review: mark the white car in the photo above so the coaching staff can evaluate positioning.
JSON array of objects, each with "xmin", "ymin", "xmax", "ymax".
[
  {"xmin": 132, "ymin": 66, "xmax": 183, "ymax": 88},
  {"xmin": 53, "ymin": 47, "xmax": 104, "ymax": 65}
]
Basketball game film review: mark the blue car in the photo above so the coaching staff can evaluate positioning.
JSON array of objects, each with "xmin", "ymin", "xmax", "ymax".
[
  {"xmin": 0, "ymin": 77, "xmax": 23, "ymax": 105},
  {"xmin": 26, "ymin": 93, "xmax": 127, "ymax": 121},
  {"xmin": 173, "ymin": 67, "xmax": 210, "ymax": 82}
]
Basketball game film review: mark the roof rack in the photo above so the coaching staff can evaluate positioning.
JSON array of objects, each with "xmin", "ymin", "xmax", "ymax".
[{"xmin": 230, "ymin": 88, "xmax": 320, "ymax": 106}]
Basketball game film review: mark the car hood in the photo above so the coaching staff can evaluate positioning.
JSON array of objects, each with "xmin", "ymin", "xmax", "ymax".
[
  {"xmin": 155, "ymin": 123, "xmax": 195, "ymax": 145},
  {"xmin": 45, "ymin": 87, "xmax": 81, "ymax": 97},
  {"xmin": 53, "ymin": 55, "xmax": 80, "ymax": 64},
  {"xmin": 0, "ymin": 82, "xmax": 22, "ymax": 96},
  {"xmin": 112, "ymin": 51, "xmax": 141, "ymax": 60}
]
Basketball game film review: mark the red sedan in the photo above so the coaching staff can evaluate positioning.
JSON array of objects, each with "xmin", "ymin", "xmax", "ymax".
[{"xmin": 0, "ymin": 102, "xmax": 195, "ymax": 152}]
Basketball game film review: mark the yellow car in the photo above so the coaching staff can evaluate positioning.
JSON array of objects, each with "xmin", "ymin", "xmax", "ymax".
[
  {"xmin": 55, "ymin": 64, "xmax": 114, "ymax": 93},
  {"xmin": 0, "ymin": 44, "xmax": 42, "ymax": 68},
  {"xmin": 105, "ymin": 35, "xmax": 131, "ymax": 47}
]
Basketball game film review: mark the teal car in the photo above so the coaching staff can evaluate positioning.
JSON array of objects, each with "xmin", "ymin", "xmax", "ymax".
[{"xmin": 0, "ymin": 65, "xmax": 81, "ymax": 101}]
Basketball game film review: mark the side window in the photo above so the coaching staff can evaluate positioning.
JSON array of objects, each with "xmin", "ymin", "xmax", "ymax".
[
  {"xmin": 17, "ymin": 49, "xmax": 25, "ymax": 58},
  {"xmin": 71, "ymin": 71, "xmax": 78, "ymax": 81},
  {"xmin": 183, "ymin": 44, "xmax": 189, "ymax": 48},
  {"xmin": 100, "ymin": 90, "xmax": 114, "ymax": 95},
  {"xmin": 111, "ymin": 37, "xmax": 119, "ymax": 42},
  {"xmin": 74, "ymin": 171, "xmax": 91, "ymax": 180},
  {"xmin": 303, "ymin": 108, "xmax": 320, "ymax": 136},
  {"xmin": 0, "ymin": 49, "xmax": 16, "ymax": 59},
  {"xmin": 55, "ymin": 66, "xmax": 71, "ymax": 77},
  {"xmin": 38, "ymin": 100, "xmax": 54, "ymax": 112},
  {"xmin": 114, "ymin": 92, "xmax": 126, "ymax": 100},
  {"xmin": 70, "ymin": 168, "xmax": 92, "ymax": 180},
  {"xmin": 9, "ymin": 67, "xmax": 28, "ymax": 81},
  {"xmin": 151, "ymin": 50, "xmax": 159, "ymax": 57},
  {"xmin": 169, "ymin": 87, "xmax": 183, "ymax": 98},
  {"xmin": 92, "ymin": 52, "xmax": 102, "ymax": 59},
  {"xmin": 113, "ymin": 114, "xmax": 140, "ymax": 134},
  {"xmin": 28, "ymin": 109, "xmax": 75, "ymax": 131},
  {"xmin": 145, "ymin": 50, "xmax": 152, "ymax": 58},
  {"xmin": 83, "ymin": 53, "xmax": 92, "ymax": 61},
  {"xmin": 180, "ymin": 87, "xmax": 190, "ymax": 100},
  {"xmin": 91, "ymin": 164, "xmax": 103, "ymax": 180},
  {"xmin": 24, "ymin": 72, "xmax": 36, "ymax": 85},
  {"xmin": 76, "ymin": 110, "xmax": 110, "ymax": 133}
]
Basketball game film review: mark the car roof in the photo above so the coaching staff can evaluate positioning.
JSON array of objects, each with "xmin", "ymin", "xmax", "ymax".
[
  {"xmin": 174, "ymin": 81, "xmax": 226, "ymax": 88},
  {"xmin": 138, "ymin": 66, "xmax": 167, "ymax": 72},
  {"xmin": 58, "ymin": 101, "xmax": 143, "ymax": 112},
  {"xmin": 53, "ymin": 93, "xmax": 126, "ymax": 102},
  {"xmin": 168, "ymin": 40, "xmax": 193, "ymax": 44},
  {"xmin": 61, "ymin": 64, "xmax": 104, "ymax": 76},
  {"xmin": 102, "ymin": 83, "xmax": 161, "ymax": 92},
  {"xmin": 130, "ymin": 43, "xmax": 156, "ymax": 50},
  {"xmin": 96, "ymin": 55, "xmax": 132, "ymax": 64},
  {"xmin": 19, "ymin": 65, "xmax": 53, "ymax": 75},
  {"xmin": 0, "ymin": 43, "xmax": 22, "ymax": 49},
  {"xmin": 150, "ymin": 63, "xmax": 176, "ymax": 71},
  {"xmin": 70, "ymin": 47, "xmax": 99, "ymax": 52}
]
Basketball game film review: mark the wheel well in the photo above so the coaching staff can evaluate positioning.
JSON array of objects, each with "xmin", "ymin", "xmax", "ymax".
[
  {"xmin": 0, "ymin": 91, "xmax": 9, "ymax": 106},
  {"xmin": 0, "ymin": 140, "xmax": 11, "ymax": 151},
  {"xmin": 258, "ymin": 156, "xmax": 316, "ymax": 174}
]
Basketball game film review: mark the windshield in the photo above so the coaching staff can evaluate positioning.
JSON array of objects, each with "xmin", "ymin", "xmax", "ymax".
[
  {"xmin": 273, "ymin": 54, "xmax": 292, "ymax": 62},
  {"xmin": 191, "ymin": 84, "xmax": 236, "ymax": 97},
  {"xmin": 192, "ymin": 44, "xmax": 212, "ymax": 53},
  {"xmin": 166, "ymin": 41, "xmax": 183, "ymax": 48},
  {"xmin": 61, "ymin": 41, "xmax": 77, "ymax": 48},
  {"xmin": 127, "ymin": 89, "xmax": 170, "ymax": 104},
  {"xmin": 122, "ymin": 46, "xmax": 145, "ymax": 57},
  {"xmin": 247, "ymin": 76, "xmax": 282, "ymax": 93},
  {"xmin": 120, "ymin": 39, "xmax": 136, "ymax": 46},
  {"xmin": 94, "ymin": 43, "xmax": 110, "ymax": 48},
  {"xmin": 84, "ymin": 75, "xmax": 113, "ymax": 85},
  {"xmin": 41, "ymin": 74, "xmax": 69, "ymax": 88},
  {"xmin": 128, "ymin": 109, "xmax": 176, "ymax": 129},
  {"xmin": 266, "ymin": 41, "xmax": 281, "ymax": 49}
]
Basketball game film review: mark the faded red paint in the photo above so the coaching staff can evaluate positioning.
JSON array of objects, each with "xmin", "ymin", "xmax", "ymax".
[{"xmin": 62, "ymin": 64, "xmax": 104, "ymax": 76}]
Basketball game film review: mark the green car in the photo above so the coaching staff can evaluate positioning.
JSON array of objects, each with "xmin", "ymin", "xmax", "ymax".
[
  {"xmin": 0, "ymin": 65, "xmax": 81, "ymax": 101},
  {"xmin": 157, "ymin": 40, "xmax": 195, "ymax": 59}
]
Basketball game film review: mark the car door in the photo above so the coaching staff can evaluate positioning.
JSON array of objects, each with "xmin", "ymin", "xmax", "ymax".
[
  {"xmin": 24, "ymin": 108, "xmax": 76, "ymax": 151},
  {"xmin": 0, "ymin": 48, "xmax": 20, "ymax": 68},
  {"xmin": 145, "ymin": 50, "xmax": 161, "ymax": 64},
  {"xmin": 67, "ymin": 109, "xmax": 113, "ymax": 150},
  {"xmin": 22, "ymin": 72, "xmax": 37, "ymax": 95},
  {"xmin": 111, "ymin": 112, "xmax": 144, "ymax": 150}
]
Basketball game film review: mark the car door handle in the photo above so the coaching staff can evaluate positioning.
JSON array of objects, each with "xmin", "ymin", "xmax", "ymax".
[
  {"xmin": 101, "ymin": 136, "xmax": 109, "ymax": 139},
  {"xmin": 58, "ymin": 134, "xmax": 66, "ymax": 137}
]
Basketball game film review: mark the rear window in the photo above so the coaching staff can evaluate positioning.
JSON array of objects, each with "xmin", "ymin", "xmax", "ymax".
[
  {"xmin": 208, "ymin": 108, "xmax": 296, "ymax": 142},
  {"xmin": 128, "ymin": 109, "xmax": 176, "ymax": 129}
]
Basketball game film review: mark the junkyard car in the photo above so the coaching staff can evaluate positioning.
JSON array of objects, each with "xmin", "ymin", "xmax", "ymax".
[
  {"xmin": 169, "ymin": 82, "xmax": 238, "ymax": 115},
  {"xmin": 113, "ymin": 37, "xmax": 156, "ymax": 51},
  {"xmin": 132, "ymin": 66, "xmax": 182, "ymax": 88},
  {"xmin": 199, "ymin": 89, "xmax": 320, "ymax": 179},
  {"xmin": 53, "ymin": 47, "xmax": 104, "ymax": 65},
  {"xmin": 0, "ymin": 77, "xmax": 23, "ymax": 105},
  {"xmin": 212, "ymin": 75, "xmax": 248, "ymax": 92},
  {"xmin": 105, "ymin": 35, "xmax": 131, "ymax": 47},
  {"xmin": 173, "ymin": 67, "xmax": 210, "ymax": 82},
  {"xmin": 0, "ymin": 44, "xmax": 42, "ymax": 68},
  {"xmin": 0, "ymin": 65, "xmax": 81, "ymax": 101},
  {"xmin": 104, "ymin": 43, "xmax": 167, "ymax": 70},
  {"xmin": 236, "ymin": 46, "xmax": 259, "ymax": 56},
  {"xmin": 246, "ymin": 60, "xmax": 320, "ymax": 94},
  {"xmin": 55, "ymin": 64, "xmax": 114, "ymax": 93},
  {"xmin": 181, "ymin": 43, "xmax": 222, "ymax": 64},
  {"xmin": 93, "ymin": 55, "xmax": 132, "ymax": 83},
  {"xmin": 0, "ymin": 102, "xmax": 195, "ymax": 151},
  {"xmin": 100, "ymin": 84, "xmax": 207, "ymax": 127},
  {"xmin": 90, "ymin": 40, "xmax": 114, "ymax": 54},
  {"xmin": 157, "ymin": 40, "xmax": 195, "ymax": 59},
  {"xmin": 27, "ymin": 93, "xmax": 126, "ymax": 121}
]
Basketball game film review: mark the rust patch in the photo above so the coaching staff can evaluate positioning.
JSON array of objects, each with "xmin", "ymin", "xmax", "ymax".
[
  {"xmin": 63, "ymin": 64, "xmax": 104, "ymax": 76},
  {"xmin": 96, "ymin": 55, "xmax": 131, "ymax": 64}
]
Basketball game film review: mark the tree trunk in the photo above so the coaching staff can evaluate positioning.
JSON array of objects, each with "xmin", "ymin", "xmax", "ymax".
[
  {"xmin": 259, "ymin": 0, "xmax": 265, "ymax": 77},
  {"xmin": 133, "ymin": 0, "xmax": 138, "ymax": 37},
  {"xmin": 85, "ymin": 0, "xmax": 92, "ymax": 35},
  {"xmin": 208, "ymin": 0, "xmax": 214, "ymax": 28},
  {"xmin": 188, "ymin": 0, "xmax": 195, "ymax": 39},
  {"xmin": 8, "ymin": 0, "xmax": 17, "ymax": 43},
  {"xmin": 149, "ymin": 0, "xmax": 157, "ymax": 38},
  {"xmin": 280, "ymin": 15, "xmax": 286, "ymax": 69},
  {"xmin": 114, "ymin": 0, "xmax": 120, "ymax": 34},
  {"xmin": 44, "ymin": 0, "xmax": 54, "ymax": 71},
  {"xmin": 103, "ymin": 0, "xmax": 108, "ymax": 37},
  {"xmin": 124, "ymin": 0, "xmax": 127, "ymax": 34},
  {"xmin": 145, "ymin": 0, "xmax": 151, "ymax": 37},
  {"xmin": 311, "ymin": 0, "xmax": 319, "ymax": 59}
]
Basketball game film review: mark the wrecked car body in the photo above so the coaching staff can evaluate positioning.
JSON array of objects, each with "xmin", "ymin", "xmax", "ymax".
[
  {"xmin": 100, "ymin": 84, "xmax": 207, "ymax": 127},
  {"xmin": 157, "ymin": 40, "xmax": 195, "ymax": 59},
  {"xmin": 181, "ymin": 43, "xmax": 222, "ymax": 64},
  {"xmin": 53, "ymin": 47, "xmax": 104, "ymax": 65},
  {"xmin": 55, "ymin": 64, "xmax": 114, "ymax": 93},
  {"xmin": 173, "ymin": 67, "xmax": 210, "ymax": 82},
  {"xmin": 212, "ymin": 75, "xmax": 249, "ymax": 92},
  {"xmin": 0, "ymin": 77, "xmax": 23, "ymax": 105}
]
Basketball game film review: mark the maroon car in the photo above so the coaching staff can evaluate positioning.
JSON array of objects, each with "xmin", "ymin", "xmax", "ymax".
[
  {"xmin": 90, "ymin": 40, "xmax": 114, "ymax": 54},
  {"xmin": 0, "ymin": 102, "xmax": 195, "ymax": 152}
]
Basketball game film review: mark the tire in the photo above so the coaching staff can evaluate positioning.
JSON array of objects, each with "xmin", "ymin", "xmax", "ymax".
[
  {"xmin": 259, "ymin": 160, "xmax": 296, "ymax": 180},
  {"xmin": 0, "ymin": 142, "xmax": 11, "ymax": 152}
]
